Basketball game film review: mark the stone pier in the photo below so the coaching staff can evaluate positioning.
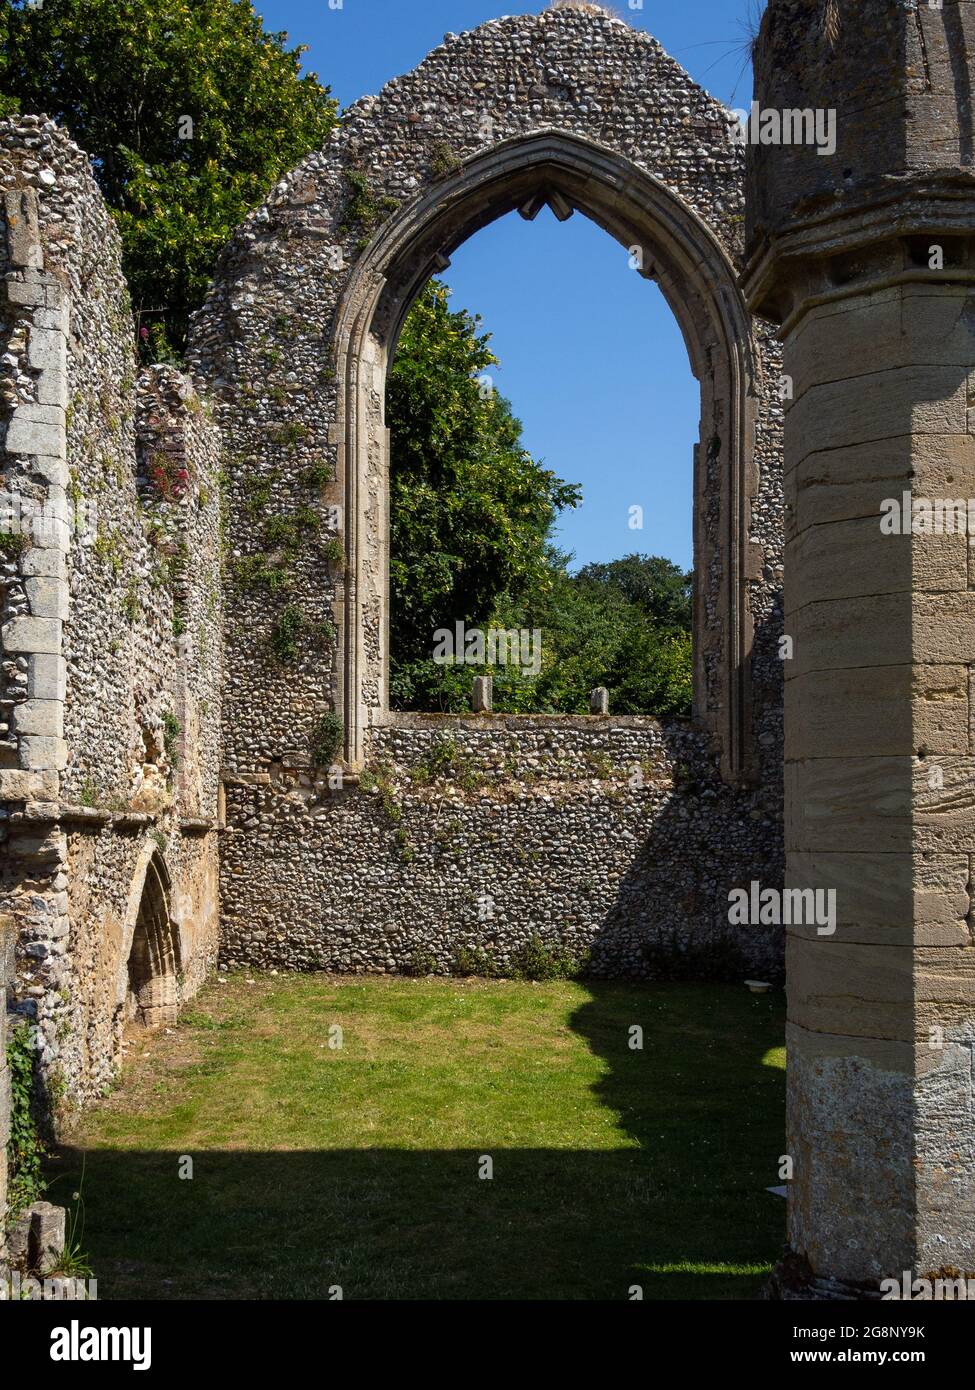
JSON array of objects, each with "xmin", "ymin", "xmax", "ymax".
[{"xmin": 744, "ymin": 0, "xmax": 975, "ymax": 1290}]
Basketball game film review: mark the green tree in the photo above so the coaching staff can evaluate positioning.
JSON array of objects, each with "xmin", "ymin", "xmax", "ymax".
[
  {"xmin": 0, "ymin": 0, "xmax": 338, "ymax": 354},
  {"xmin": 387, "ymin": 280, "xmax": 581, "ymax": 708},
  {"xmin": 575, "ymin": 553, "xmax": 692, "ymax": 634}
]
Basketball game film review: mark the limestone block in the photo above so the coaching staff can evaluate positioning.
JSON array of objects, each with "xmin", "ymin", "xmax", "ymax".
[
  {"xmin": 1, "ymin": 616, "xmax": 61, "ymax": 655},
  {"xmin": 33, "ymin": 305, "xmax": 70, "ymax": 334},
  {"xmin": 0, "ymin": 767, "xmax": 59, "ymax": 801},
  {"xmin": 27, "ymin": 1202, "xmax": 65, "ymax": 1276},
  {"xmin": 18, "ymin": 734, "xmax": 68, "ymax": 771},
  {"xmin": 4, "ymin": 188, "xmax": 41, "ymax": 269},
  {"xmin": 786, "ymin": 851, "xmax": 969, "ymax": 946},
  {"xmin": 915, "ymin": 591, "xmax": 975, "ymax": 663},
  {"xmin": 28, "ymin": 653, "xmax": 66, "ymax": 701},
  {"xmin": 26, "ymin": 327, "xmax": 64, "ymax": 373},
  {"xmin": 793, "ymin": 446, "xmax": 912, "ymax": 535},
  {"xmin": 11, "ymin": 699, "xmax": 63, "ymax": 738},
  {"xmin": 792, "ymin": 592, "xmax": 913, "ymax": 674},
  {"xmin": 915, "ymin": 948, "xmax": 975, "ymax": 1009},
  {"xmin": 4, "ymin": 415, "xmax": 65, "ymax": 458},
  {"xmin": 12, "ymin": 403, "xmax": 64, "ymax": 425},
  {"xmin": 789, "ymin": 286, "xmax": 975, "ymax": 401},
  {"xmin": 787, "ymin": 367, "xmax": 968, "ymax": 466},
  {"xmin": 787, "ymin": 756, "xmax": 912, "ymax": 854},
  {"xmin": 791, "ymin": 517, "xmax": 944, "ymax": 607},
  {"xmin": 4, "ymin": 271, "xmax": 54, "ymax": 308},
  {"xmin": 785, "ymin": 665, "xmax": 967, "ymax": 760},
  {"xmin": 24, "ymin": 576, "xmax": 69, "ymax": 620},
  {"xmin": 913, "ymin": 755, "xmax": 975, "ymax": 853},
  {"xmin": 29, "ymin": 514, "xmax": 69, "ymax": 550},
  {"xmin": 36, "ymin": 363, "xmax": 68, "ymax": 410},
  {"xmin": 914, "ymin": 665, "xmax": 971, "ymax": 755},
  {"xmin": 21, "ymin": 547, "xmax": 68, "ymax": 580},
  {"xmin": 787, "ymin": 935, "xmax": 914, "ymax": 1041},
  {"xmin": 793, "ymin": 433, "xmax": 975, "ymax": 533},
  {"xmin": 30, "ymin": 457, "xmax": 70, "ymax": 489}
]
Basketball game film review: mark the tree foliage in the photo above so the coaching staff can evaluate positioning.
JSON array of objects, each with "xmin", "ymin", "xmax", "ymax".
[
  {"xmin": 388, "ymin": 280, "xmax": 581, "ymax": 706},
  {"xmin": 0, "ymin": 0, "xmax": 692, "ymax": 714},
  {"xmin": 0, "ymin": 0, "xmax": 338, "ymax": 353},
  {"xmin": 389, "ymin": 283, "xmax": 693, "ymax": 718}
]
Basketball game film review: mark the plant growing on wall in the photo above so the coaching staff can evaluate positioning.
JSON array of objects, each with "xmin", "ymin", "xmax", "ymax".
[
  {"xmin": 146, "ymin": 451, "xmax": 192, "ymax": 503},
  {"xmin": 309, "ymin": 712, "xmax": 342, "ymax": 766},
  {"xmin": 5, "ymin": 1021, "xmax": 47, "ymax": 1218}
]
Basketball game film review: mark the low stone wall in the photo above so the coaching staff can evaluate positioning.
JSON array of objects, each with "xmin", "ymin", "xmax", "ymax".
[{"xmin": 221, "ymin": 715, "xmax": 783, "ymax": 979}]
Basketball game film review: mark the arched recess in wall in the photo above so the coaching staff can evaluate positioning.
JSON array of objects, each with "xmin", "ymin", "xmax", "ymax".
[
  {"xmin": 333, "ymin": 130, "xmax": 759, "ymax": 782},
  {"xmin": 116, "ymin": 844, "xmax": 181, "ymax": 1029}
]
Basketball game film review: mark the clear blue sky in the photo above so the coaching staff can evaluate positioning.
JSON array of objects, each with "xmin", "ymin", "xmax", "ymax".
[{"xmin": 255, "ymin": 1, "xmax": 763, "ymax": 571}]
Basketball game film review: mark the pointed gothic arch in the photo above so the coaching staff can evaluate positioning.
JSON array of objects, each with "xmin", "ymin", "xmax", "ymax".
[
  {"xmin": 333, "ymin": 130, "xmax": 760, "ymax": 778},
  {"xmin": 117, "ymin": 844, "xmax": 181, "ymax": 1028}
]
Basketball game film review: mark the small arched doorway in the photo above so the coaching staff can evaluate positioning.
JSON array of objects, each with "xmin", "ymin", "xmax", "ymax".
[{"xmin": 124, "ymin": 851, "xmax": 180, "ymax": 1028}]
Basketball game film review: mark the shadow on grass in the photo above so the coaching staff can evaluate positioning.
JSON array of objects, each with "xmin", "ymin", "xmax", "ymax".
[{"xmin": 49, "ymin": 983, "xmax": 786, "ymax": 1301}]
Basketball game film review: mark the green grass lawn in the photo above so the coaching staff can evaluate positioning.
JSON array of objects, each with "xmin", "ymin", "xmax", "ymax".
[{"xmin": 52, "ymin": 974, "xmax": 786, "ymax": 1301}]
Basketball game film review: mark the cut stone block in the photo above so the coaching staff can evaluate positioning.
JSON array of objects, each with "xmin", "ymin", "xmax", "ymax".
[
  {"xmin": 12, "ymin": 699, "xmax": 63, "ymax": 738},
  {"xmin": 27, "ymin": 1202, "xmax": 66, "ymax": 1276},
  {"xmin": 0, "ymin": 767, "xmax": 59, "ymax": 801},
  {"xmin": 18, "ymin": 734, "xmax": 68, "ymax": 771},
  {"xmin": 24, "ymin": 576, "xmax": 69, "ymax": 620},
  {"xmin": 4, "ymin": 415, "xmax": 65, "ymax": 458},
  {"xmin": 471, "ymin": 675, "xmax": 493, "ymax": 713},
  {"xmin": 28, "ymin": 653, "xmax": 67, "ymax": 701},
  {"xmin": 21, "ymin": 547, "xmax": 68, "ymax": 580},
  {"xmin": 1, "ymin": 616, "xmax": 61, "ymax": 654}
]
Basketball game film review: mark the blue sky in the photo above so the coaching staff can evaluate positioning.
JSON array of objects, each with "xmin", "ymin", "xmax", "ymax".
[{"xmin": 255, "ymin": 1, "xmax": 763, "ymax": 571}]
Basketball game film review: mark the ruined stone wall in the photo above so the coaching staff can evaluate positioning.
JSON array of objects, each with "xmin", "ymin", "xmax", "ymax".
[
  {"xmin": 195, "ymin": 8, "xmax": 785, "ymax": 977},
  {"xmin": 0, "ymin": 118, "xmax": 222, "ymax": 1110},
  {"xmin": 222, "ymin": 715, "xmax": 781, "ymax": 979}
]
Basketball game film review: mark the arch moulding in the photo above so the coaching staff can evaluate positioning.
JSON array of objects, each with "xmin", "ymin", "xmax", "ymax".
[{"xmin": 332, "ymin": 130, "xmax": 761, "ymax": 781}]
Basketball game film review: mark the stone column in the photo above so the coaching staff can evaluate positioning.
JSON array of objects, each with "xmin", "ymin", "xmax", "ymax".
[{"xmin": 744, "ymin": 0, "xmax": 975, "ymax": 1291}]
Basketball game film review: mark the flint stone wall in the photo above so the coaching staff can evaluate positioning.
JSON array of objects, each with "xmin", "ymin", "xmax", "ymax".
[
  {"xmin": 222, "ymin": 713, "xmax": 782, "ymax": 977},
  {"xmin": 0, "ymin": 118, "xmax": 222, "ymax": 1109},
  {"xmin": 195, "ymin": 8, "xmax": 785, "ymax": 977}
]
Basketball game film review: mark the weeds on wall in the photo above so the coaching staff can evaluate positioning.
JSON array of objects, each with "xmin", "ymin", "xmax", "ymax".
[
  {"xmin": 5, "ymin": 1021, "xmax": 47, "ymax": 1219},
  {"xmin": 439, "ymin": 937, "xmax": 590, "ymax": 981},
  {"xmin": 0, "ymin": 531, "xmax": 28, "ymax": 561},
  {"xmin": 309, "ymin": 712, "xmax": 343, "ymax": 766},
  {"xmin": 338, "ymin": 168, "xmax": 400, "ymax": 249}
]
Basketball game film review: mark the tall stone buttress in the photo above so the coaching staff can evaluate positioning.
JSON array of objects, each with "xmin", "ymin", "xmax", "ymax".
[{"xmin": 744, "ymin": 0, "xmax": 975, "ymax": 1290}]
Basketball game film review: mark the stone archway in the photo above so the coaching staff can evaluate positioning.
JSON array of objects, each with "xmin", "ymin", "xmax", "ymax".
[
  {"xmin": 333, "ymin": 128, "xmax": 761, "ymax": 778},
  {"xmin": 192, "ymin": 6, "xmax": 783, "ymax": 792},
  {"xmin": 193, "ymin": 9, "xmax": 785, "ymax": 1010},
  {"xmin": 118, "ymin": 847, "xmax": 180, "ymax": 1029}
]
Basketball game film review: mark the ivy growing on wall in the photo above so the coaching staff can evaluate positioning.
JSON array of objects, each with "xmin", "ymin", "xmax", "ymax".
[{"xmin": 5, "ymin": 1021, "xmax": 47, "ymax": 1219}]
